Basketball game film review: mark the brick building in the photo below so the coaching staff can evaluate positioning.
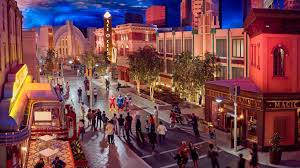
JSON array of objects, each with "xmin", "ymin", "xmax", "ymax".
[{"xmin": 146, "ymin": 5, "xmax": 166, "ymax": 27}]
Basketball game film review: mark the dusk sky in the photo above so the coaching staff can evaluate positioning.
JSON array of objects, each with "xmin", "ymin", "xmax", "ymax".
[{"xmin": 17, "ymin": 0, "xmax": 244, "ymax": 29}]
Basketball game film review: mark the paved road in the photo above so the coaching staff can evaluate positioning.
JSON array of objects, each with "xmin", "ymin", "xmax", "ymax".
[{"xmin": 60, "ymin": 70, "xmax": 276, "ymax": 168}]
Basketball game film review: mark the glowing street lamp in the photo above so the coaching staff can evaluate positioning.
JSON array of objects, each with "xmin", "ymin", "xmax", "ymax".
[{"xmin": 216, "ymin": 97, "xmax": 223, "ymax": 103}]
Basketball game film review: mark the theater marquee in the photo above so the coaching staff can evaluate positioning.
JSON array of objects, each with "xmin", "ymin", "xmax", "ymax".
[{"xmin": 104, "ymin": 11, "xmax": 113, "ymax": 62}]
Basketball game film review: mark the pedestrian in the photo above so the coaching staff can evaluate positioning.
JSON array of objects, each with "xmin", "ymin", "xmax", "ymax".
[
  {"xmin": 250, "ymin": 143, "xmax": 258, "ymax": 168},
  {"xmin": 102, "ymin": 112, "xmax": 109, "ymax": 132},
  {"xmin": 109, "ymin": 95, "xmax": 116, "ymax": 111},
  {"xmin": 116, "ymin": 82, "xmax": 121, "ymax": 91},
  {"xmin": 87, "ymin": 89, "xmax": 90, "ymax": 102},
  {"xmin": 117, "ymin": 94, "xmax": 124, "ymax": 111},
  {"xmin": 157, "ymin": 121, "xmax": 167, "ymax": 144},
  {"xmin": 66, "ymin": 82, "xmax": 70, "ymax": 92},
  {"xmin": 178, "ymin": 141, "xmax": 189, "ymax": 168},
  {"xmin": 77, "ymin": 87, "xmax": 82, "ymax": 102},
  {"xmin": 125, "ymin": 120, "xmax": 131, "ymax": 143},
  {"xmin": 135, "ymin": 116, "xmax": 145, "ymax": 142},
  {"xmin": 125, "ymin": 112, "xmax": 133, "ymax": 134},
  {"xmin": 198, "ymin": 95, "xmax": 202, "ymax": 106},
  {"xmin": 154, "ymin": 106, "xmax": 158, "ymax": 125},
  {"xmin": 238, "ymin": 153, "xmax": 246, "ymax": 168},
  {"xmin": 91, "ymin": 110, "xmax": 97, "ymax": 132},
  {"xmin": 34, "ymin": 158, "xmax": 45, "ymax": 168},
  {"xmin": 93, "ymin": 88, "xmax": 97, "ymax": 102},
  {"xmin": 170, "ymin": 110, "xmax": 176, "ymax": 128},
  {"xmin": 145, "ymin": 120, "xmax": 150, "ymax": 134},
  {"xmin": 80, "ymin": 102, "xmax": 85, "ymax": 118},
  {"xmin": 51, "ymin": 156, "xmax": 66, "ymax": 168},
  {"xmin": 118, "ymin": 114, "xmax": 125, "ymax": 137},
  {"xmin": 124, "ymin": 96, "xmax": 129, "ymax": 111},
  {"xmin": 149, "ymin": 114, "xmax": 155, "ymax": 131},
  {"xmin": 148, "ymin": 129, "xmax": 157, "ymax": 154},
  {"xmin": 189, "ymin": 142, "xmax": 199, "ymax": 168},
  {"xmin": 105, "ymin": 79, "xmax": 110, "ymax": 91},
  {"xmin": 112, "ymin": 113, "xmax": 118, "ymax": 134},
  {"xmin": 174, "ymin": 153, "xmax": 183, "ymax": 168},
  {"xmin": 87, "ymin": 109, "xmax": 92, "ymax": 126},
  {"xmin": 106, "ymin": 120, "xmax": 115, "ymax": 144},
  {"xmin": 78, "ymin": 119, "xmax": 85, "ymax": 140},
  {"xmin": 207, "ymin": 144, "xmax": 220, "ymax": 168},
  {"xmin": 96, "ymin": 109, "xmax": 102, "ymax": 129},
  {"xmin": 191, "ymin": 113, "xmax": 200, "ymax": 137}
]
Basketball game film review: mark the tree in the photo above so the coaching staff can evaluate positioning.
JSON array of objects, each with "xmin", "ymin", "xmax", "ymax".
[
  {"xmin": 173, "ymin": 52, "xmax": 195, "ymax": 100},
  {"xmin": 173, "ymin": 52, "xmax": 219, "ymax": 101},
  {"xmin": 128, "ymin": 48, "xmax": 147, "ymax": 95},
  {"xmin": 81, "ymin": 51, "xmax": 107, "ymax": 77},
  {"xmin": 143, "ymin": 47, "xmax": 161, "ymax": 100},
  {"xmin": 44, "ymin": 49, "xmax": 57, "ymax": 75}
]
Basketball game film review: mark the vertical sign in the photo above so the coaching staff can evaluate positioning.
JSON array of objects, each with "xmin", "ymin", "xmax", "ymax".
[{"xmin": 104, "ymin": 12, "xmax": 113, "ymax": 62}]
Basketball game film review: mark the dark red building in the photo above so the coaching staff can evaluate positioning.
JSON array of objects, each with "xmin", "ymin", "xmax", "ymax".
[{"xmin": 205, "ymin": 8, "xmax": 300, "ymax": 151}]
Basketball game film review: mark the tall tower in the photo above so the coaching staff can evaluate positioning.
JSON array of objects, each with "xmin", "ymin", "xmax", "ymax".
[
  {"xmin": 66, "ymin": 20, "xmax": 75, "ymax": 57},
  {"xmin": 284, "ymin": 0, "xmax": 300, "ymax": 9},
  {"xmin": 104, "ymin": 12, "xmax": 113, "ymax": 62},
  {"xmin": 181, "ymin": 0, "xmax": 192, "ymax": 26},
  {"xmin": 243, "ymin": 0, "xmax": 264, "ymax": 21}
]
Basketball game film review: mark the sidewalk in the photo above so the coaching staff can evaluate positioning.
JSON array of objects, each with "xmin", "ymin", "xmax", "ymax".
[{"xmin": 98, "ymin": 81, "xmax": 300, "ymax": 168}]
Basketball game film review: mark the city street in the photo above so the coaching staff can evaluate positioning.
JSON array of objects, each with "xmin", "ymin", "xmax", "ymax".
[{"xmin": 62, "ymin": 70, "xmax": 276, "ymax": 168}]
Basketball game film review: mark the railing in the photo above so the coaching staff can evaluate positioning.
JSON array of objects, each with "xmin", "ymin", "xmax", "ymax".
[{"xmin": 0, "ymin": 127, "xmax": 30, "ymax": 146}]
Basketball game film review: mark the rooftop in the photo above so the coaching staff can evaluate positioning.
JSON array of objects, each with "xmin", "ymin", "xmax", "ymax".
[{"xmin": 206, "ymin": 79, "xmax": 260, "ymax": 93}]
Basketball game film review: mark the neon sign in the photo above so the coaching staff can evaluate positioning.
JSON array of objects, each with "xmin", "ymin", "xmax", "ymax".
[{"xmin": 104, "ymin": 12, "xmax": 113, "ymax": 62}]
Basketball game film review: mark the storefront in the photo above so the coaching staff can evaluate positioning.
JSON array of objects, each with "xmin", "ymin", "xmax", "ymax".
[
  {"xmin": 205, "ymin": 79, "xmax": 300, "ymax": 151},
  {"xmin": 205, "ymin": 79, "xmax": 263, "ymax": 148}
]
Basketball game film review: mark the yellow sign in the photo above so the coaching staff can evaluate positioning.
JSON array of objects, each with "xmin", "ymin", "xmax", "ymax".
[{"xmin": 11, "ymin": 65, "xmax": 29, "ymax": 102}]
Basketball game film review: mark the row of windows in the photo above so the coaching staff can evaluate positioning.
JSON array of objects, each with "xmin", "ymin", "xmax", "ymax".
[
  {"xmin": 216, "ymin": 39, "xmax": 244, "ymax": 58},
  {"xmin": 158, "ymin": 39, "xmax": 193, "ymax": 54},
  {"xmin": 216, "ymin": 66, "xmax": 244, "ymax": 80}
]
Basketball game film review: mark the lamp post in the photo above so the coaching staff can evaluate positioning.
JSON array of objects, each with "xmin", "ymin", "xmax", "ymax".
[{"xmin": 216, "ymin": 84, "xmax": 239, "ymax": 152}]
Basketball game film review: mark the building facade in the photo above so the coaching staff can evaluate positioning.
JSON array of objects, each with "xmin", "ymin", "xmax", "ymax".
[
  {"xmin": 205, "ymin": 9, "xmax": 300, "ymax": 151},
  {"xmin": 95, "ymin": 23, "xmax": 156, "ymax": 83},
  {"xmin": 156, "ymin": 29, "xmax": 201, "ymax": 87},
  {"xmin": 145, "ymin": 6, "xmax": 166, "ymax": 27},
  {"xmin": 37, "ymin": 21, "xmax": 95, "ymax": 61},
  {"xmin": 213, "ymin": 28, "xmax": 249, "ymax": 80},
  {"xmin": 22, "ymin": 30, "xmax": 40, "ymax": 82},
  {"xmin": 0, "ymin": 0, "xmax": 23, "ymax": 97},
  {"xmin": 284, "ymin": 0, "xmax": 300, "ymax": 9},
  {"xmin": 181, "ymin": 0, "xmax": 192, "ymax": 26}
]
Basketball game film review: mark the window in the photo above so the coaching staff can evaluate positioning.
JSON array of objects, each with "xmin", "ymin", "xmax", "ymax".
[
  {"xmin": 2, "ymin": 4, "xmax": 4, "ymax": 31},
  {"xmin": 175, "ymin": 39, "xmax": 182, "ymax": 55},
  {"xmin": 216, "ymin": 66, "xmax": 227, "ymax": 80},
  {"xmin": 216, "ymin": 39, "xmax": 226, "ymax": 57},
  {"xmin": 273, "ymin": 47, "xmax": 285, "ymax": 76},
  {"xmin": 232, "ymin": 67, "xmax": 244, "ymax": 79},
  {"xmin": 145, "ymin": 33, "xmax": 149, "ymax": 41},
  {"xmin": 274, "ymin": 117, "xmax": 288, "ymax": 140},
  {"xmin": 166, "ymin": 39, "xmax": 173, "ymax": 54},
  {"xmin": 232, "ymin": 39, "xmax": 244, "ymax": 58},
  {"xmin": 184, "ymin": 39, "xmax": 192, "ymax": 53},
  {"xmin": 158, "ymin": 40, "xmax": 164, "ymax": 53}
]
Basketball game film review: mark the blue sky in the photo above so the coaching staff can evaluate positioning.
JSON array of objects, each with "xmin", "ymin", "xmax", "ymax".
[{"xmin": 17, "ymin": 0, "xmax": 245, "ymax": 29}]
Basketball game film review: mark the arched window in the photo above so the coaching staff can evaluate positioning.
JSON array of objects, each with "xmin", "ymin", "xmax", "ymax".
[{"xmin": 273, "ymin": 47, "xmax": 285, "ymax": 76}]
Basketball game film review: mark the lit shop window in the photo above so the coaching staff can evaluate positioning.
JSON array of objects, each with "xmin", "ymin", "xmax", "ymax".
[{"xmin": 232, "ymin": 39, "xmax": 244, "ymax": 58}]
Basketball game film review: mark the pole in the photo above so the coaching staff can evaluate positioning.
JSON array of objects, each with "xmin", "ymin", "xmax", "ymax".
[
  {"xmin": 233, "ymin": 84, "xmax": 238, "ymax": 151},
  {"xmin": 61, "ymin": 60, "xmax": 64, "ymax": 84},
  {"xmin": 89, "ymin": 69, "xmax": 93, "ymax": 109}
]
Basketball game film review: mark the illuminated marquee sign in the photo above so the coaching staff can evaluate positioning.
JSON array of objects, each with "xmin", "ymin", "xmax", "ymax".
[
  {"xmin": 11, "ymin": 65, "xmax": 29, "ymax": 102},
  {"xmin": 104, "ymin": 12, "xmax": 113, "ymax": 62},
  {"xmin": 266, "ymin": 100, "xmax": 300, "ymax": 110}
]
